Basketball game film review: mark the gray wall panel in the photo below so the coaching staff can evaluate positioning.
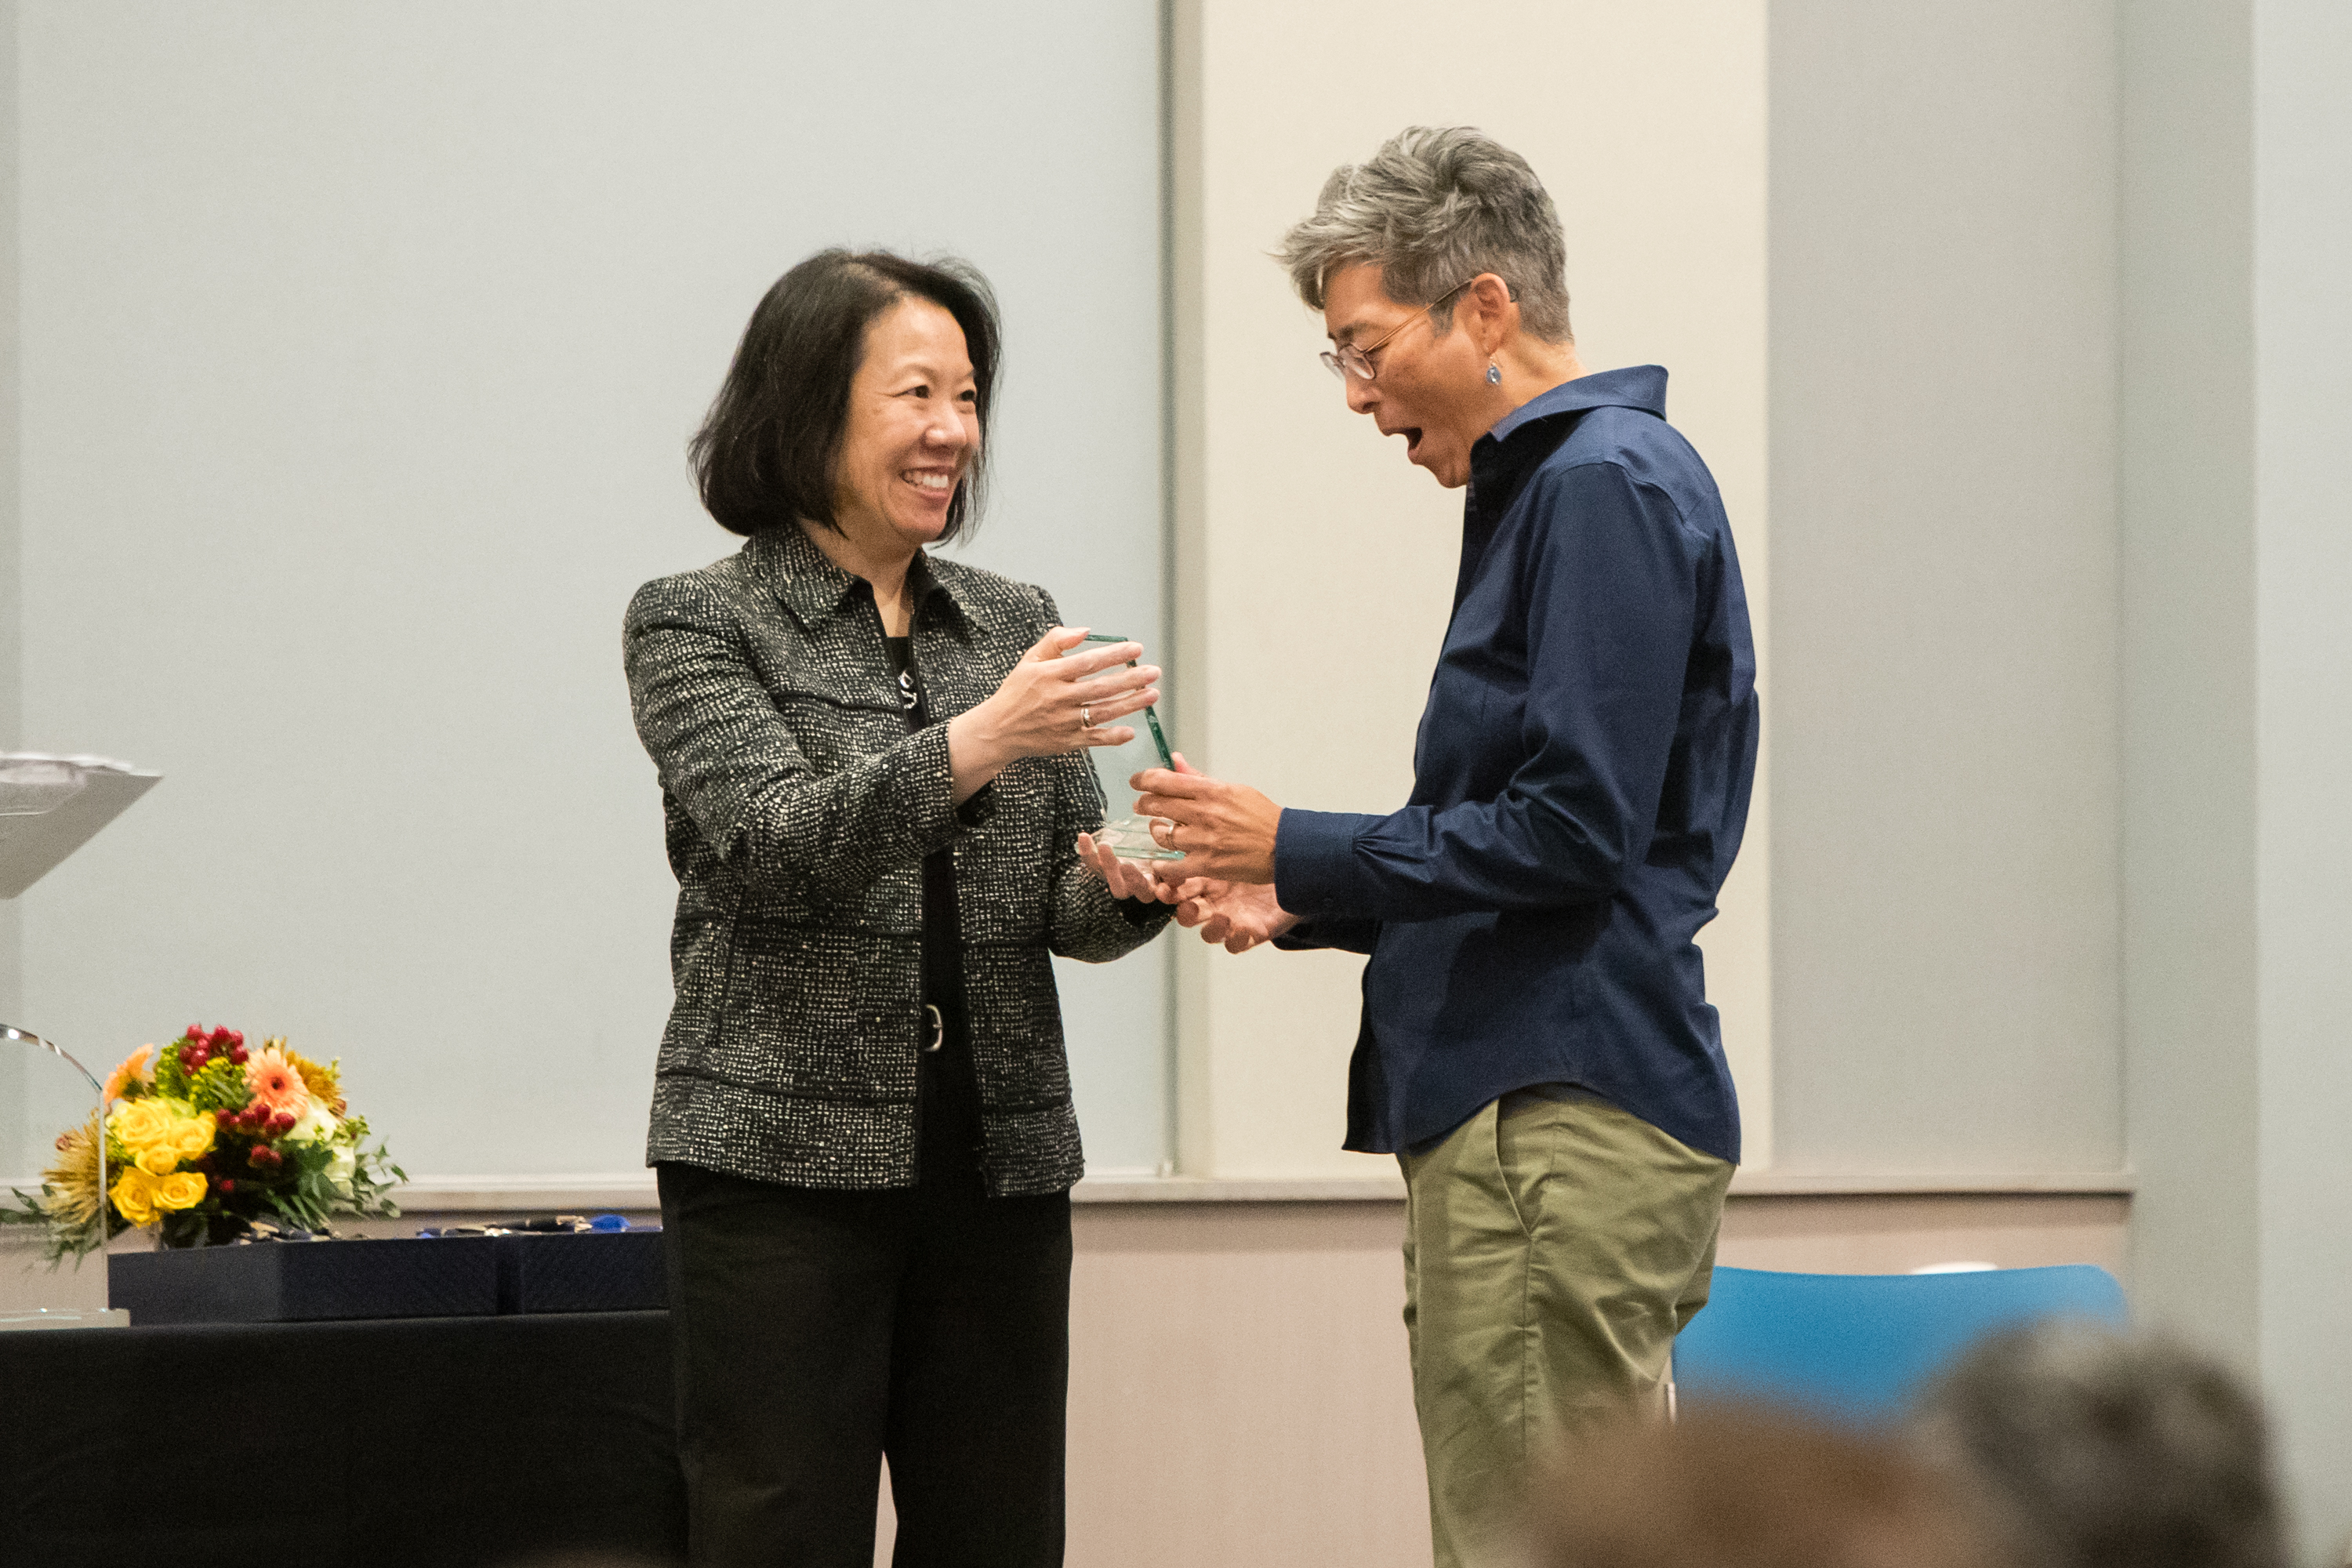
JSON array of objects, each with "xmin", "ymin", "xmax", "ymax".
[
  {"xmin": 2249, "ymin": 1, "xmax": 2352, "ymax": 1551},
  {"xmin": 0, "ymin": 0, "xmax": 19, "ymax": 1170},
  {"xmin": 2119, "ymin": 0, "xmax": 2259, "ymax": 1360},
  {"xmin": 1769, "ymin": 0, "xmax": 2124, "ymax": 1173}
]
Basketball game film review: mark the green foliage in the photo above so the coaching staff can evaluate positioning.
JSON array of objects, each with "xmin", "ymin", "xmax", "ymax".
[
  {"xmin": 350, "ymin": 1142, "xmax": 406, "ymax": 1220},
  {"xmin": 268, "ymin": 1138, "xmax": 338, "ymax": 1232},
  {"xmin": 0, "ymin": 1185, "xmax": 109, "ymax": 1266},
  {"xmin": 0, "ymin": 1187, "xmax": 63, "ymax": 1241},
  {"xmin": 151, "ymin": 1039, "xmax": 195, "ymax": 1100},
  {"xmin": 186, "ymin": 1057, "xmax": 252, "ymax": 1116},
  {"xmin": 156, "ymin": 1208, "xmax": 211, "ymax": 1249}
]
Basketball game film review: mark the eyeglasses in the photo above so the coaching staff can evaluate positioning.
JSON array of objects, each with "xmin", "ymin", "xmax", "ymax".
[{"xmin": 1319, "ymin": 278, "xmax": 1477, "ymax": 383}]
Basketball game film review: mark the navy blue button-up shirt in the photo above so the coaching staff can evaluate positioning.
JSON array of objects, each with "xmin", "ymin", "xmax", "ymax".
[{"xmin": 1272, "ymin": 366, "xmax": 1756, "ymax": 1163}]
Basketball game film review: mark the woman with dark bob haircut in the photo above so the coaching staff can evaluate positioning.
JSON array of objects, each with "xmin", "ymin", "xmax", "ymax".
[{"xmin": 625, "ymin": 249, "xmax": 1174, "ymax": 1566}]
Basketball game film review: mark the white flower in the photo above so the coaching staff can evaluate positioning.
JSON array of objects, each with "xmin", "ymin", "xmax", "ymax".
[
  {"xmin": 325, "ymin": 1143, "xmax": 358, "ymax": 1200},
  {"xmin": 288, "ymin": 1102, "xmax": 341, "ymax": 1147}
]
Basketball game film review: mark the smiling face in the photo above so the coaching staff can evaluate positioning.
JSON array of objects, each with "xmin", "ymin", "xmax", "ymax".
[
  {"xmin": 1321, "ymin": 263, "xmax": 1496, "ymax": 489},
  {"xmin": 831, "ymin": 296, "xmax": 979, "ymax": 554}
]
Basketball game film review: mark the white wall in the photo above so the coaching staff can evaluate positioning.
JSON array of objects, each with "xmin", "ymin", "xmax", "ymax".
[
  {"xmin": 2, "ymin": 0, "xmax": 1170, "ymax": 1181},
  {"xmin": 1169, "ymin": 0, "xmax": 1770, "ymax": 1177},
  {"xmin": 1768, "ymin": 0, "xmax": 2125, "ymax": 1177},
  {"xmin": 2248, "ymin": 2, "xmax": 2352, "ymax": 1554},
  {"xmin": 2119, "ymin": 0, "xmax": 2259, "ymax": 1406},
  {"xmin": 2122, "ymin": 6, "xmax": 2352, "ymax": 1558},
  {"xmin": 0, "ymin": 0, "xmax": 22, "ymax": 1173}
]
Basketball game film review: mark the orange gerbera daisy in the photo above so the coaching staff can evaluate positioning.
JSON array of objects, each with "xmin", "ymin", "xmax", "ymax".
[
  {"xmin": 101, "ymin": 1045, "xmax": 154, "ymax": 1104},
  {"xmin": 243, "ymin": 1046, "xmax": 312, "ymax": 1118}
]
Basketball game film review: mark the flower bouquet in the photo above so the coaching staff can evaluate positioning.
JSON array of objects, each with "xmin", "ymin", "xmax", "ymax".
[{"xmin": 2, "ymin": 1023, "xmax": 405, "ymax": 1261}]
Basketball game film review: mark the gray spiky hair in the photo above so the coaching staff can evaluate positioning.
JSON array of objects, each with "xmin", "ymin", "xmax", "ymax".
[{"xmin": 1276, "ymin": 125, "xmax": 1573, "ymax": 343}]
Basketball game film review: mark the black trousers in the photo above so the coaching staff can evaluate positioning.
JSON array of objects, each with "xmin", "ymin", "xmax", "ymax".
[{"xmin": 657, "ymin": 1154, "xmax": 1073, "ymax": 1568}]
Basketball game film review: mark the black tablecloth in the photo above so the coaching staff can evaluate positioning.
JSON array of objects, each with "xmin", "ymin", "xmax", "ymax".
[{"xmin": 0, "ymin": 1311, "xmax": 685, "ymax": 1568}]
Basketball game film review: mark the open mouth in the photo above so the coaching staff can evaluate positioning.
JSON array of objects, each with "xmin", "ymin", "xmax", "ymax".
[
  {"xmin": 1401, "ymin": 428, "xmax": 1425, "ymax": 459},
  {"xmin": 902, "ymin": 470, "xmax": 956, "ymax": 495}
]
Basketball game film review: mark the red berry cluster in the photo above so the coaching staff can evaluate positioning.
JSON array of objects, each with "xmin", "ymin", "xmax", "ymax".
[
  {"xmin": 176, "ymin": 1025, "xmax": 249, "ymax": 1074},
  {"xmin": 247, "ymin": 1145, "xmax": 284, "ymax": 1171},
  {"xmin": 214, "ymin": 1102, "xmax": 297, "ymax": 1138}
]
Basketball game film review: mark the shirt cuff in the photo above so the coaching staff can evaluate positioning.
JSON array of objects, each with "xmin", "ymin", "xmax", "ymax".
[{"xmin": 1272, "ymin": 807, "xmax": 1388, "ymax": 920}]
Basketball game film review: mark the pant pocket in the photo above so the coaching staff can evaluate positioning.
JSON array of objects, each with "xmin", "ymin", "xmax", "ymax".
[{"xmin": 1494, "ymin": 1088, "xmax": 1572, "ymax": 1240}]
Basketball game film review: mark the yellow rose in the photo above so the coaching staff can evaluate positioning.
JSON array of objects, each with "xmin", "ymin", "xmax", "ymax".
[
  {"xmin": 110, "ymin": 1167, "xmax": 158, "ymax": 1227},
  {"xmin": 108, "ymin": 1099, "xmax": 172, "ymax": 1152},
  {"xmin": 135, "ymin": 1144, "xmax": 180, "ymax": 1177},
  {"xmin": 151, "ymin": 1172, "xmax": 207, "ymax": 1211},
  {"xmin": 169, "ymin": 1116, "xmax": 216, "ymax": 1161}
]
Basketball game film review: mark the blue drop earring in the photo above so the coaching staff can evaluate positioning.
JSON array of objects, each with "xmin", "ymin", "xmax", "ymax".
[{"xmin": 1486, "ymin": 362, "xmax": 1501, "ymax": 387}]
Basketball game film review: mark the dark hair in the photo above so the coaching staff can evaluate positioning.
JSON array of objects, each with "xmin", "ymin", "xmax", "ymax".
[
  {"xmin": 1909, "ymin": 1323, "xmax": 2288, "ymax": 1568},
  {"xmin": 689, "ymin": 249, "xmax": 1001, "ymax": 540}
]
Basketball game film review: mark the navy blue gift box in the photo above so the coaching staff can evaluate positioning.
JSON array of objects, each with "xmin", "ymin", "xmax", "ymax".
[
  {"xmin": 108, "ymin": 1229, "xmax": 666, "ymax": 1325},
  {"xmin": 493, "ymin": 1228, "xmax": 666, "ymax": 1315}
]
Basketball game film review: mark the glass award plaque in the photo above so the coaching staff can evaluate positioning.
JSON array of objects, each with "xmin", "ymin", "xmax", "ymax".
[
  {"xmin": 0, "ymin": 753, "xmax": 162, "ymax": 898},
  {"xmin": 1066, "ymin": 633, "xmax": 1183, "ymax": 862}
]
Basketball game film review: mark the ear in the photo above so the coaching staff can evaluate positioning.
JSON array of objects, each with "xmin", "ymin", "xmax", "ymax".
[{"xmin": 1461, "ymin": 273, "xmax": 1516, "ymax": 358}]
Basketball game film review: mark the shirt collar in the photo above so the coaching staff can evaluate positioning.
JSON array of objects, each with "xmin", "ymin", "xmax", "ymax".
[
  {"xmin": 746, "ymin": 524, "xmax": 982, "ymax": 633},
  {"xmin": 1484, "ymin": 364, "xmax": 1669, "ymax": 449},
  {"xmin": 1459, "ymin": 366, "xmax": 1671, "ymax": 560}
]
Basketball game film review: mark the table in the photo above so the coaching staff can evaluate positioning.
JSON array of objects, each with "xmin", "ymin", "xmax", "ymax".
[{"xmin": 0, "ymin": 1311, "xmax": 685, "ymax": 1568}]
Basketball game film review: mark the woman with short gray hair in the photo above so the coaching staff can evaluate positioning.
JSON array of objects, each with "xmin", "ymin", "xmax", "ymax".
[{"xmin": 1138, "ymin": 125, "xmax": 1759, "ymax": 1568}]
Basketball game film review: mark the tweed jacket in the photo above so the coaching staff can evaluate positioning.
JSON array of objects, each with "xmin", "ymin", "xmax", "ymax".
[{"xmin": 624, "ymin": 525, "xmax": 1168, "ymax": 1196}]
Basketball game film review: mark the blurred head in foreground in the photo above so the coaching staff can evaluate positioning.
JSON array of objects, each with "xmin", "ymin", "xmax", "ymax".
[
  {"xmin": 1909, "ymin": 1322, "xmax": 2288, "ymax": 1568},
  {"xmin": 1531, "ymin": 1406, "xmax": 1998, "ymax": 1568}
]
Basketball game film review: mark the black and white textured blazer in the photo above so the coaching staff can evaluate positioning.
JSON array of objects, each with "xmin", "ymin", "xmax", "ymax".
[{"xmin": 624, "ymin": 524, "xmax": 1168, "ymax": 1196}]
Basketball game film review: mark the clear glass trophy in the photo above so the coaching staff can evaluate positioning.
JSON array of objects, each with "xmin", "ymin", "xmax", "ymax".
[
  {"xmin": 2, "ymin": 753, "xmax": 159, "ymax": 1324},
  {"xmin": 1065, "ymin": 633, "xmax": 1183, "ymax": 862}
]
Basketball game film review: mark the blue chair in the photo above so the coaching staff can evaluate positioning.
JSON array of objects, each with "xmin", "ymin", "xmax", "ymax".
[{"xmin": 1671, "ymin": 1264, "xmax": 2128, "ymax": 1426}]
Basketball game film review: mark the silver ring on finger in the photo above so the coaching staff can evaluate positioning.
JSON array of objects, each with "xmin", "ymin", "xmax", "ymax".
[{"xmin": 1080, "ymin": 704, "xmax": 1092, "ymax": 729}]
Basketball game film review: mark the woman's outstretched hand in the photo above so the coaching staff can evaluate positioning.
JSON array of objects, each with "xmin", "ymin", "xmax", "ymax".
[
  {"xmin": 948, "ymin": 626, "xmax": 1160, "ymax": 803},
  {"xmin": 1074, "ymin": 829, "xmax": 1180, "ymax": 903}
]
